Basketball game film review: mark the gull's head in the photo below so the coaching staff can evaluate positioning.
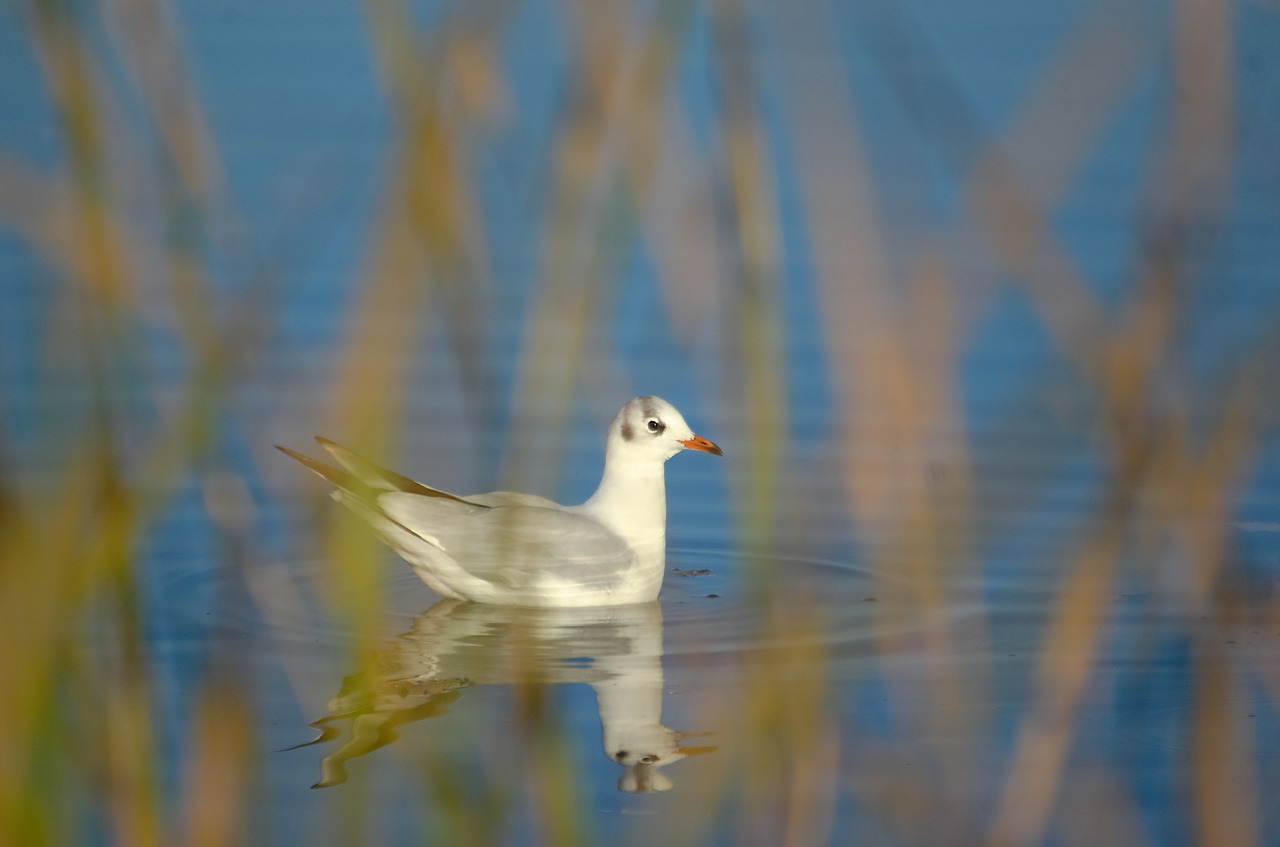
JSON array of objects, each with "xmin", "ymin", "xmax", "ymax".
[{"xmin": 607, "ymin": 396, "xmax": 723, "ymax": 463}]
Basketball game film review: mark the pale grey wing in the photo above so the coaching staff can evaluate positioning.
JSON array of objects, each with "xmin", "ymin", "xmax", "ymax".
[
  {"xmin": 378, "ymin": 494, "xmax": 633, "ymax": 588},
  {"xmin": 464, "ymin": 490, "xmax": 562, "ymax": 509}
]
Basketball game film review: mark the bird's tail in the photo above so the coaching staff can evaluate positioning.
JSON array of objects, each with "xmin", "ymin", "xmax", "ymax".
[
  {"xmin": 275, "ymin": 442, "xmax": 439, "ymax": 544},
  {"xmin": 276, "ymin": 439, "xmax": 485, "ymax": 508}
]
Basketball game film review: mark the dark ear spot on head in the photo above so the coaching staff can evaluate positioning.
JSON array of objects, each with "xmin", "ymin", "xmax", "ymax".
[{"xmin": 621, "ymin": 422, "xmax": 634, "ymax": 441}]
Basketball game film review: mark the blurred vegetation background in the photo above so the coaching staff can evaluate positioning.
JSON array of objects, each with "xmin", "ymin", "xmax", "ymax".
[{"xmin": 2, "ymin": 0, "xmax": 1279, "ymax": 844}]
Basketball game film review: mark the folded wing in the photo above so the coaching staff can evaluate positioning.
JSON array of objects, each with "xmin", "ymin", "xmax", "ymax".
[
  {"xmin": 378, "ymin": 494, "xmax": 635, "ymax": 593},
  {"xmin": 278, "ymin": 438, "xmax": 639, "ymax": 604}
]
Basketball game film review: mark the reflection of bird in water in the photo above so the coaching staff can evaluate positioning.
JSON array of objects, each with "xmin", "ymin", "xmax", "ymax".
[
  {"xmin": 290, "ymin": 599, "xmax": 715, "ymax": 792},
  {"xmin": 277, "ymin": 396, "xmax": 721, "ymax": 607}
]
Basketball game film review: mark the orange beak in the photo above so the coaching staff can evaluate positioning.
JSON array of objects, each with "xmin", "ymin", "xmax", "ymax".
[
  {"xmin": 676, "ymin": 731, "xmax": 718, "ymax": 757},
  {"xmin": 678, "ymin": 434, "xmax": 723, "ymax": 456}
]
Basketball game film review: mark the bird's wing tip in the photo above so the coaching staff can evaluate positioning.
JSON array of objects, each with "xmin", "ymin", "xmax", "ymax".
[
  {"xmin": 314, "ymin": 436, "xmax": 355, "ymax": 464},
  {"xmin": 275, "ymin": 444, "xmax": 351, "ymax": 489}
]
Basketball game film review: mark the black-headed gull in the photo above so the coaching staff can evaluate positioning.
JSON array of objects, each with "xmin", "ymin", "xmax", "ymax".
[{"xmin": 277, "ymin": 396, "xmax": 722, "ymax": 607}]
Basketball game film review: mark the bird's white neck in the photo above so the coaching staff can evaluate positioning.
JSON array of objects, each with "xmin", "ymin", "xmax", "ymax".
[{"xmin": 579, "ymin": 453, "xmax": 668, "ymax": 552}]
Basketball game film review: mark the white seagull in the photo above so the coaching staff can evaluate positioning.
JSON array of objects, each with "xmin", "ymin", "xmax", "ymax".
[{"xmin": 277, "ymin": 396, "xmax": 722, "ymax": 607}]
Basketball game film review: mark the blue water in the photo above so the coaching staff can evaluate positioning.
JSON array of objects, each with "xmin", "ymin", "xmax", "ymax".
[{"xmin": 5, "ymin": 0, "xmax": 1280, "ymax": 844}]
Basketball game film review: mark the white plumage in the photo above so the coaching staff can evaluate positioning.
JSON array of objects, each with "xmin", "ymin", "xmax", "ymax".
[{"xmin": 278, "ymin": 396, "xmax": 721, "ymax": 607}]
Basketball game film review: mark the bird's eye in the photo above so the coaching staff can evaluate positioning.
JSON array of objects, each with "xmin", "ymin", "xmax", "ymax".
[{"xmin": 646, "ymin": 419, "xmax": 662, "ymax": 433}]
